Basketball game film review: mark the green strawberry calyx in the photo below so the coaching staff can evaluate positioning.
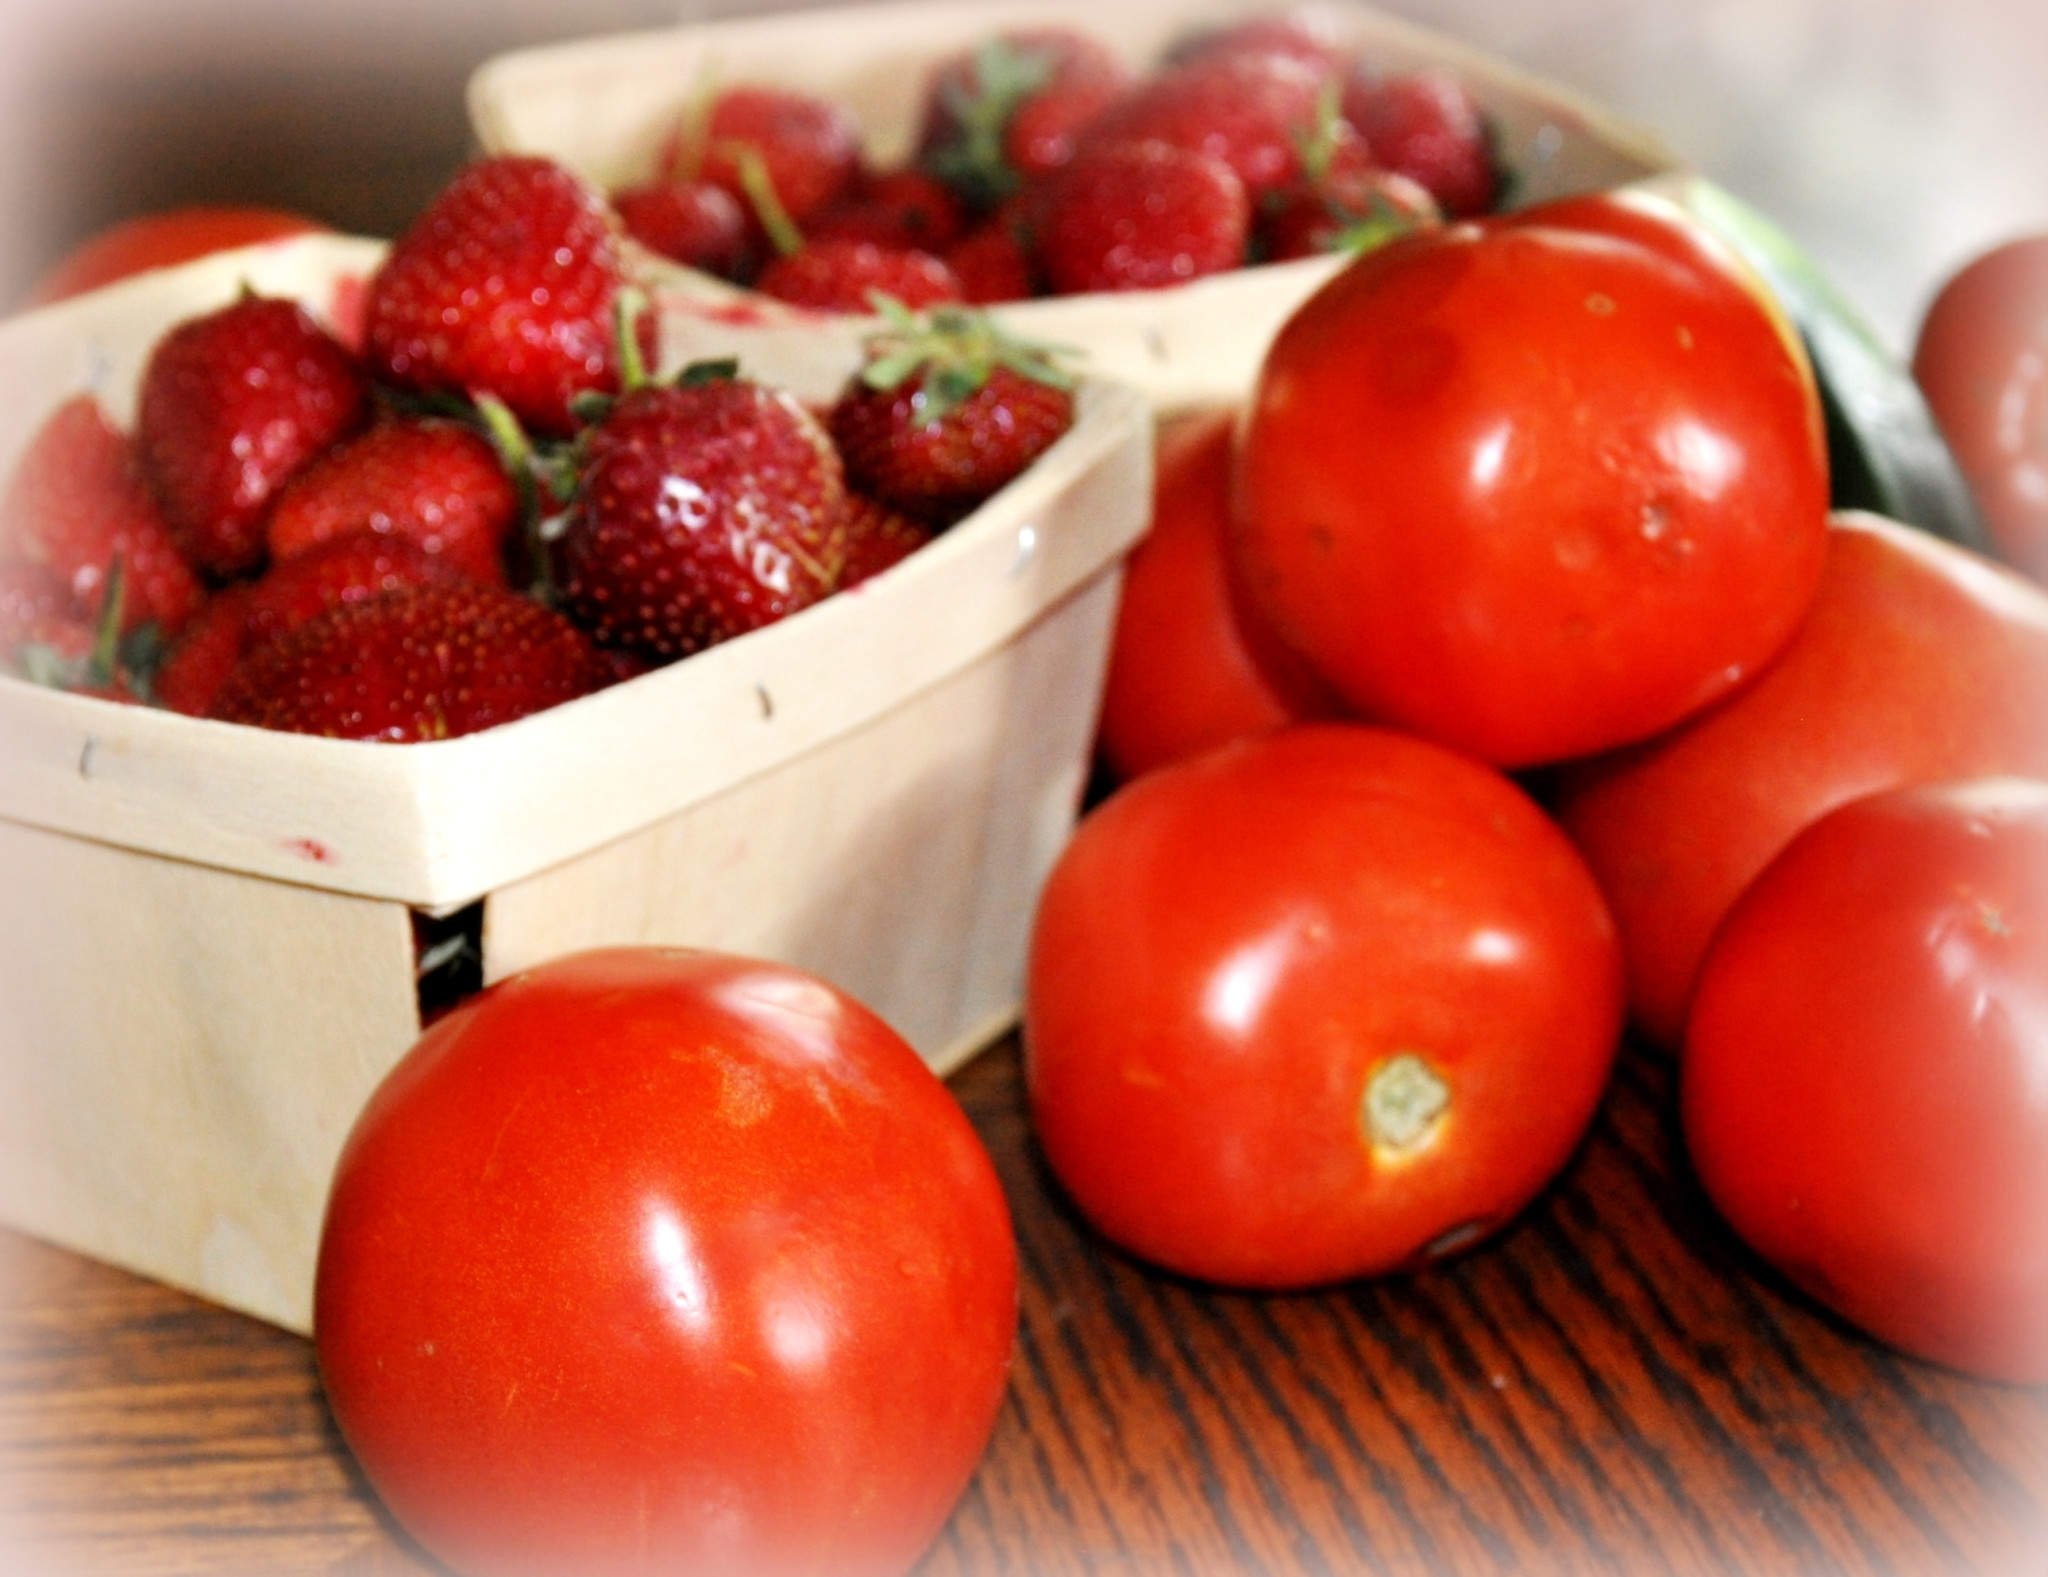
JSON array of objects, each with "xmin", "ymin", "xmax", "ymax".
[{"xmin": 857, "ymin": 295, "xmax": 1078, "ymax": 426}]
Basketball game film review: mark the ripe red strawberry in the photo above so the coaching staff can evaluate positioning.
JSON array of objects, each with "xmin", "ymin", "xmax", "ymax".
[
  {"xmin": 1261, "ymin": 163, "xmax": 1440, "ymax": 262},
  {"xmin": 837, "ymin": 492, "xmax": 936, "ymax": 588},
  {"xmin": 829, "ymin": 301, "xmax": 1076, "ymax": 524},
  {"xmin": 364, "ymin": 156, "xmax": 651, "ymax": 438},
  {"xmin": 1343, "ymin": 68, "xmax": 1501, "ymax": 218},
  {"xmin": 1079, "ymin": 51, "xmax": 1328, "ymax": 201},
  {"xmin": 209, "ymin": 579, "xmax": 603, "ymax": 741},
  {"xmin": 135, "ymin": 295, "xmax": 368, "ymax": 579},
  {"xmin": 1, "ymin": 394, "xmax": 203, "ymax": 636},
  {"xmin": 555, "ymin": 365, "xmax": 848, "ymax": 659},
  {"xmin": 1164, "ymin": 8, "xmax": 1352, "ymax": 74},
  {"xmin": 756, "ymin": 239, "xmax": 964, "ymax": 313},
  {"xmin": 0, "ymin": 561, "xmax": 91, "ymax": 673},
  {"xmin": 675, "ymin": 86, "xmax": 862, "ymax": 232},
  {"xmin": 803, "ymin": 170, "xmax": 966, "ymax": 254},
  {"xmin": 1036, "ymin": 140, "xmax": 1249, "ymax": 294},
  {"xmin": 243, "ymin": 532, "xmax": 463, "ymax": 649},
  {"xmin": 612, "ymin": 178, "xmax": 750, "ymax": 277},
  {"xmin": 152, "ymin": 581, "xmax": 262, "ymax": 716},
  {"xmin": 264, "ymin": 417, "xmax": 516, "ymax": 584},
  {"xmin": 917, "ymin": 29, "xmax": 1130, "ymax": 206},
  {"xmin": 943, "ymin": 220, "xmax": 1040, "ymax": 303}
]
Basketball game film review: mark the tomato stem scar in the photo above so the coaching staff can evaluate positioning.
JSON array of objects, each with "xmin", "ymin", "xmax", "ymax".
[{"xmin": 1364, "ymin": 1053, "xmax": 1450, "ymax": 1153}]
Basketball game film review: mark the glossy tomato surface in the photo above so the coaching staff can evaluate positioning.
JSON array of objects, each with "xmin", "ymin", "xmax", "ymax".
[
  {"xmin": 1095, "ymin": 407, "xmax": 1340, "ymax": 781},
  {"xmin": 1553, "ymin": 511, "xmax": 2048, "ymax": 1048},
  {"xmin": 1232, "ymin": 192, "xmax": 1829, "ymax": 767},
  {"xmin": 1913, "ymin": 234, "xmax": 2048, "ymax": 583},
  {"xmin": 1683, "ymin": 778, "xmax": 2048, "ymax": 1382},
  {"xmin": 27, "ymin": 205, "xmax": 326, "ymax": 304},
  {"xmin": 1025, "ymin": 724, "xmax": 1623, "ymax": 1288},
  {"xmin": 315, "ymin": 947, "xmax": 1017, "ymax": 1577}
]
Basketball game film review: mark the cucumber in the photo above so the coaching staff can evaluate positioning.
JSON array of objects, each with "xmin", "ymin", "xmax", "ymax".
[{"xmin": 1653, "ymin": 174, "xmax": 1995, "ymax": 558}]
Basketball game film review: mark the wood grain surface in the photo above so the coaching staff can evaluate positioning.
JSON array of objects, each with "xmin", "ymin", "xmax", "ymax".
[{"xmin": 1, "ymin": 1035, "xmax": 2042, "ymax": 1577}]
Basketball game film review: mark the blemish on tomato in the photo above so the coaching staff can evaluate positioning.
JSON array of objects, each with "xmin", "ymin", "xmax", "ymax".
[
  {"xmin": 1363, "ymin": 1052, "xmax": 1450, "ymax": 1156},
  {"xmin": 282, "ymin": 836, "xmax": 339, "ymax": 865}
]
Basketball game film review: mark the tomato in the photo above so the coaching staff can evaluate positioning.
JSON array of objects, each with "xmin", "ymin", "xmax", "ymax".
[
  {"xmin": 1912, "ymin": 234, "xmax": 2048, "ymax": 584},
  {"xmin": 1024, "ymin": 723, "xmax": 1623, "ymax": 1288},
  {"xmin": 26, "ymin": 206, "xmax": 326, "ymax": 305},
  {"xmin": 1231, "ymin": 191, "xmax": 1830, "ymax": 767},
  {"xmin": 1095, "ymin": 408, "xmax": 1340, "ymax": 781},
  {"xmin": 1682, "ymin": 778, "xmax": 2048, "ymax": 1382},
  {"xmin": 314, "ymin": 947, "xmax": 1017, "ymax": 1577},
  {"xmin": 1552, "ymin": 511, "xmax": 2048, "ymax": 1048}
]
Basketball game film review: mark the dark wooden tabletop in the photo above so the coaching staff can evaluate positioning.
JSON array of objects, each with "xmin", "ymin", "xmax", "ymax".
[{"xmin": 0, "ymin": 1032, "xmax": 2042, "ymax": 1577}]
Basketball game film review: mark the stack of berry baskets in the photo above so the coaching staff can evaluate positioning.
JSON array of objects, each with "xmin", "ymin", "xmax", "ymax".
[
  {"xmin": 0, "ymin": 222, "xmax": 1151, "ymax": 1333},
  {"xmin": 467, "ymin": 0, "xmax": 1679, "ymax": 410}
]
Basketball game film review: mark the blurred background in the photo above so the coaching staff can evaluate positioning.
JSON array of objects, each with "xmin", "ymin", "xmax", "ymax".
[{"xmin": 0, "ymin": 0, "xmax": 2041, "ymax": 357}]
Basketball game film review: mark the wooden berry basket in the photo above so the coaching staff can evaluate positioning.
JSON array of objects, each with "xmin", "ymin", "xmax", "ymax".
[
  {"xmin": 0, "ymin": 235, "xmax": 1153, "ymax": 1333},
  {"xmin": 467, "ymin": 0, "xmax": 1681, "ymax": 410}
]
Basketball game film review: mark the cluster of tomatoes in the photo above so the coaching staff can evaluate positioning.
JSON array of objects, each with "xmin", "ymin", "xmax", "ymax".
[{"xmin": 1075, "ymin": 188, "xmax": 2048, "ymax": 1384}]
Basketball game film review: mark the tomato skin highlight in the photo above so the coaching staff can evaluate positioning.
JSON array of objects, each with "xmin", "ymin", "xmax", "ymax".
[
  {"xmin": 314, "ymin": 947, "xmax": 1017, "ymax": 1577},
  {"xmin": 1095, "ymin": 407, "xmax": 1341, "ymax": 781},
  {"xmin": 1682, "ymin": 778, "xmax": 2048, "ymax": 1383},
  {"xmin": 1553, "ymin": 511, "xmax": 2048, "ymax": 1049},
  {"xmin": 1913, "ymin": 234, "xmax": 2048, "ymax": 584},
  {"xmin": 1231, "ymin": 196, "xmax": 1829, "ymax": 768},
  {"xmin": 1024, "ymin": 723, "xmax": 1623, "ymax": 1289}
]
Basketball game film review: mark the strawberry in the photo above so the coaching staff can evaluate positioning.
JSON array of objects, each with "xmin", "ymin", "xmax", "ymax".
[
  {"xmin": 0, "ymin": 561, "xmax": 91, "ymax": 676},
  {"xmin": 613, "ymin": 178, "xmax": 750, "ymax": 277},
  {"xmin": 1078, "ymin": 50, "xmax": 1328, "ymax": 202},
  {"xmin": 837, "ymin": 493, "xmax": 936, "ymax": 589},
  {"xmin": 803, "ymin": 170, "xmax": 966, "ymax": 255},
  {"xmin": 555, "ymin": 363, "xmax": 848, "ymax": 659},
  {"xmin": 942, "ymin": 220, "xmax": 1040, "ymax": 304},
  {"xmin": 1343, "ymin": 68, "xmax": 1501, "ymax": 218},
  {"xmin": 364, "ymin": 156, "xmax": 651, "ymax": 438},
  {"xmin": 1164, "ymin": 8, "xmax": 1352, "ymax": 74},
  {"xmin": 153, "ymin": 581, "xmax": 261, "ymax": 717},
  {"xmin": 1260, "ymin": 121, "xmax": 1441, "ymax": 261},
  {"xmin": 264, "ymin": 417, "xmax": 516, "ymax": 584},
  {"xmin": 917, "ymin": 29, "xmax": 1129, "ymax": 207},
  {"xmin": 209, "ymin": 579, "xmax": 603, "ymax": 741},
  {"xmin": 135, "ymin": 295, "xmax": 368, "ymax": 580},
  {"xmin": 0, "ymin": 394, "xmax": 203, "ymax": 636},
  {"xmin": 828, "ymin": 300, "xmax": 1075, "ymax": 524},
  {"xmin": 677, "ymin": 86, "xmax": 862, "ymax": 233},
  {"xmin": 1035, "ymin": 140, "xmax": 1249, "ymax": 294},
  {"xmin": 755, "ymin": 239, "xmax": 964, "ymax": 313},
  {"xmin": 243, "ymin": 532, "xmax": 463, "ymax": 649}
]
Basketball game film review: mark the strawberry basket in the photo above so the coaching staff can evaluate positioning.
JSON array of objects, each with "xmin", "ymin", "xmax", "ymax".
[
  {"xmin": 466, "ymin": 0, "xmax": 1679, "ymax": 410},
  {"xmin": 0, "ymin": 234, "xmax": 1152, "ymax": 1332}
]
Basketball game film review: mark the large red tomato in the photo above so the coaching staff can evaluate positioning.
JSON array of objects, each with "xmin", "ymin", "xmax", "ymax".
[
  {"xmin": 314, "ymin": 947, "xmax": 1017, "ymax": 1577},
  {"xmin": 1231, "ymin": 191, "xmax": 1829, "ymax": 767},
  {"xmin": 26, "ymin": 205, "xmax": 326, "ymax": 305},
  {"xmin": 1552, "ymin": 511, "xmax": 2048, "ymax": 1048},
  {"xmin": 1912, "ymin": 234, "xmax": 2048, "ymax": 583},
  {"xmin": 1095, "ymin": 407, "xmax": 1340, "ymax": 781},
  {"xmin": 1683, "ymin": 778, "xmax": 2048, "ymax": 1383},
  {"xmin": 1025, "ymin": 724, "xmax": 1623, "ymax": 1288}
]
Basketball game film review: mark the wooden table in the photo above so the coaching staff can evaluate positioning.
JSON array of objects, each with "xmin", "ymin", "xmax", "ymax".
[{"xmin": 0, "ymin": 1034, "xmax": 2041, "ymax": 1577}]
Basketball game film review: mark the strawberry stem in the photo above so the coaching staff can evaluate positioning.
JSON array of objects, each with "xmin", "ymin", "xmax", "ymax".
[
  {"xmin": 473, "ymin": 392, "xmax": 560, "ymax": 603},
  {"xmin": 85, "ymin": 556, "xmax": 125, "ymax": 689},
  {"xmin": 614, "ymin": 287, "xmax": 651, "ymax": 392},
  {"xmin": 721, "ymin": 140, "xmax": 806, "ymax": 259}
]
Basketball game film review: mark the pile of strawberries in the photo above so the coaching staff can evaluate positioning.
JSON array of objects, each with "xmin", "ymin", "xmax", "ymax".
[
  {"xmin": 0, "ymin": 156, "xmax": 1077, "ymax": 741},
  {"xmin": 613, "ymin": 6, "xmax": 1501, "ymax": 309}
]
